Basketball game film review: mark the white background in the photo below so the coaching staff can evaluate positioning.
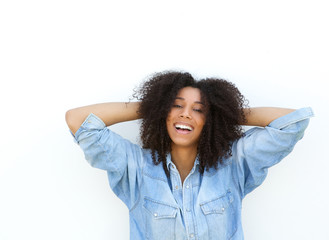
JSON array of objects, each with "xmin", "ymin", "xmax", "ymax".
[{"xmin": 0, "ymin": 0, "xmax": 328, "ymax": 239}]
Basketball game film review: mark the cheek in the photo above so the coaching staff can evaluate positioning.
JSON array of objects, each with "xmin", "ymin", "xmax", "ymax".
[
  {"xmin": 166, "ymin": 110, "xmax": 177, "ymax": 125},
  {"xmin": 166, "ymin": 121, "xmax": 170, "ymax": 133},
  {"xmin": 166, "ymin": 115, "xmax": 173, "ymax": 133},
  {"xmin": 195, "ymin": 115, "xmax": 206, "ymax": 127},
  {"xmin": 166, "ymin": 115, "xmax": 171, "ymax": 126}
]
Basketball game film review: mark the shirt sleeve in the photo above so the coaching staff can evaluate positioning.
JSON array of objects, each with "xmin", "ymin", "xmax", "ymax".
[
  {"xmin": 73, "ymin": 113, "xmax": 144, "ymax": 209},
  {"xmin": 231, "ymin": 107, "xmax": 314, "ymax": 198}
]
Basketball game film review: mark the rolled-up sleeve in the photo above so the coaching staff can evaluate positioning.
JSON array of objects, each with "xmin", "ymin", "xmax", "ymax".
[
  {"xmin": 232, "ymin": 107, "xmax": 314, "ymax": 198},
  {"xmin": 73, "ymin": 113, "xmax": 144, "ymax": 209}
]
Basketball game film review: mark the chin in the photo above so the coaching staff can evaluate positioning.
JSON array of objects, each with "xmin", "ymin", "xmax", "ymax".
[{"xmin": 171, "ymin": 139, "xmax": 198, "ymax": 149}]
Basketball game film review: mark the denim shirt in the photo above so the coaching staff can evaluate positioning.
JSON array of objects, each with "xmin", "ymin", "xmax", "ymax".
[{"xmin": 73, "ymin": 107, "xmax": 313, "ymax": 240}]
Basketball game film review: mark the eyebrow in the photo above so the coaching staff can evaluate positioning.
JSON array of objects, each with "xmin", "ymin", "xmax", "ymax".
[{"xmin": 175, "ymin": 97, "xmax": 204, "ymax": 105}]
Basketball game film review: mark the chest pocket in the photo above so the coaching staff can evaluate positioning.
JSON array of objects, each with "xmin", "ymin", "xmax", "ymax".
[
  {"xmin": 143, "ymin": 197, "xmax": 178, "ymax": 240},
  {"xmin": 200, "ymin": 190, "xmax": 237, "ymax": 239}
]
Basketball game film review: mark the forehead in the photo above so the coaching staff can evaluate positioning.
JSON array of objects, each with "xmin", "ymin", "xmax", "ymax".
[{"xmin": 175, "ymin": 87, "xmax": 202, "ymax": 101}]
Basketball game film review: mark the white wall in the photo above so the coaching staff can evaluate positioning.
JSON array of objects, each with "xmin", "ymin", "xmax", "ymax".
[{"xmin": 1, "ymin": 0, "xmax": 328, "ymax": 239}]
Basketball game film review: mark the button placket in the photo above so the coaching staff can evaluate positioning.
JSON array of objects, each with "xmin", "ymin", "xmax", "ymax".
[
  {"xmin": 183, "ymin": 179, "xmax": 195, "ymax": 240},
  {"xmin": 184, "ymin": 181, "xmax": 191, "ymax": 213},
  {"xmin": 170, "ymin": 167, "xmax": 181, "ymax": 192}
]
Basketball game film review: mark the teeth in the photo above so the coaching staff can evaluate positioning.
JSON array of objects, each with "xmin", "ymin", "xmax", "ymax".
[{"xmin": 175, "ymin": 124, "xmax": 192, "ymax": 131}]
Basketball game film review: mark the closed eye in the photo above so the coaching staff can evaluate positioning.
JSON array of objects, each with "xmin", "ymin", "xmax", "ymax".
[
  {"xmin": 173, "ymin": 104, "xmax": 183, "ymax": 108},
  {"xmin": 193, "ymin": 108, "xmax": 203, "ymax": 113}
]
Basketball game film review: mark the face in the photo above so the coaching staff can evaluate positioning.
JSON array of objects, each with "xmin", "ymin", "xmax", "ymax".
[{"xmin": 166, "ymin": 87, "xmax": 206, "ymax": 149}]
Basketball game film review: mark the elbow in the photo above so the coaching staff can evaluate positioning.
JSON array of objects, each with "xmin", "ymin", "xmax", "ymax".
[
  {"xmin": 65, "ymin": 109, "xmax": 78, "ymax": 135},
  {"xmin": 65, "ymin": 109, "xmax": 73, "ymax": 127}
]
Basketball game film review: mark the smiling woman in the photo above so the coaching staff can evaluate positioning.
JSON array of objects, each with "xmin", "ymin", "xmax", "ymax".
[
  {"xmin": 65, "ymin": 71, "xmax": 314, "ymax": 240},
  {"xmin": 166, "ymin": 87, "xmax": 206, "ymax": 182},
  {"xmin": 134, "ymin": 71, "xmax": 249, "ymax": 179}
]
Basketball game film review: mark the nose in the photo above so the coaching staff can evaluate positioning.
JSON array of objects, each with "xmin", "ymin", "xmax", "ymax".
[{"xmin": 179, "ymin": 107, "xmax": 192, "ymax": 119}]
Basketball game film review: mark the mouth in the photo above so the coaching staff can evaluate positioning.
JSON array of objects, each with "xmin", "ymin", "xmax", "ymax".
[{"xmin": 174, "ymin": 123, "xmax": 193, "ymax": 134}]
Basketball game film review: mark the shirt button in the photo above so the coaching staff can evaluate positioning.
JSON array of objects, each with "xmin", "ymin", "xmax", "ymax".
[
  {"xmin": 189, "ymin": 233, "xmax": 194, "ymax": 238},
  {"xmin": 186, "ymin": 185, "xmax": 190, "ymax": 189},
  {"xmin": 154, "ymin": 213, "xmax": 158, "ymax": 217},
  {"xmin": 175, "ymin": 185, "xmax": 179, "ymax": 190},
  {"xmin": 186, "ymin": 208, "xmax": 191, "ymax": 212},
  {"xmin": 221, "ymin": 207, "xmax": 225, "ymax": 212}
]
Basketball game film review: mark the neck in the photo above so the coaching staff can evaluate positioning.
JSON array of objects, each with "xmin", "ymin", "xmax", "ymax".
[{"xmin": 170, "ymin": 144, "xmax": 198, "ymax": 183}]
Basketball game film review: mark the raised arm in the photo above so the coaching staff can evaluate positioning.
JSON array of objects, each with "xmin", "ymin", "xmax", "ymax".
[
  {"xmin": 243, "ymin": 107, "xmax": 295, "ymax": 127},
  {"xmin": 65, "ymin": 102, "xmax": 141, "ymax": 135}
]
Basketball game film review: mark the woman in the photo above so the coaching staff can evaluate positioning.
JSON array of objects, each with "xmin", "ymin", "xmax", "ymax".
[{"xmin": 66, "ymin": 71, "xmax": 313, "ymax": 240}]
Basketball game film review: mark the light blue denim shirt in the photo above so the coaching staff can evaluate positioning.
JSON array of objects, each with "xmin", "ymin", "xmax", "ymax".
[{"xmin": 73, "ymin": 107, "xmax": 313, "ymax": 240}]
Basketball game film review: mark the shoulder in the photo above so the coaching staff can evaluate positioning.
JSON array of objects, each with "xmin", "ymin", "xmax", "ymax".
[{"xmin": 141, "ymin": 149, "xmax": 168, "ymax": 182}]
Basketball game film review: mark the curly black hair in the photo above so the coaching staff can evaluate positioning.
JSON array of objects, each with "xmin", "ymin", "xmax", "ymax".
[{"xmin": 133, "ymin": 70, "xmax": 248, "ymax": 177}]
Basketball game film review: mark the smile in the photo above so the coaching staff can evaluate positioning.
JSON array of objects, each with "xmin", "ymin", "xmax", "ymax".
[{"xmin": 174, "ymin": 123, "xmax": 193, "ymax": 134}]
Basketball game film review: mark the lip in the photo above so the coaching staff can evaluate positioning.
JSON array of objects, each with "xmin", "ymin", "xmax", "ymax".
[{"xmin": 173, "ymin": 122, "xmax": 194, "ymax": 135}]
